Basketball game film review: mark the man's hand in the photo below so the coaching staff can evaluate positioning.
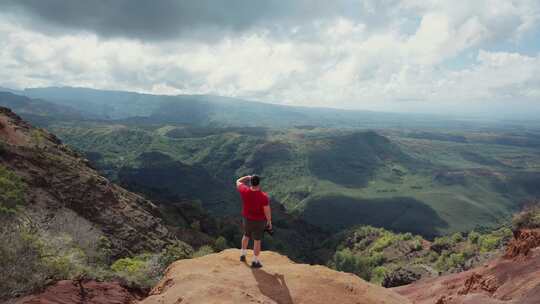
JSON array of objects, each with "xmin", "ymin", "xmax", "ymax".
[
  {"xmin": 236, "ymin": 175, "xmax": 251, "ymax": 187},
  {"xmin": 263, "ymin": 205, "xmax": 272, "ymax": 230}
]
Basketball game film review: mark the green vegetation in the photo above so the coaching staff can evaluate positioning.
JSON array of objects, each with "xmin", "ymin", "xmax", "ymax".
[
  {"xmin": 110, "ymin": 254, "xmax": 161, "ymax": 288},
  {"xmin": 328, "ymin": 226, "xmax": 424, "ymax": 282},
  {"xmin": 214, "ymin": 236, "xmax": 229, "ymax": 251},
  {"xmin": 327, "ymin": 225, "xmax": 512, "ymax": 284},
  {"xmin": 30, "ymin": 129, "xmax": 47, "ymax": 148},
  {"xmin": 0, "ymin": 222, "xmax": 111, "ymax": 298},
  {"xmin": 332, "ymin": 248, "xmax": 381, "ymax": 280},
  {"xmin": 47, "ymin": 121, "xmax": 540, "ymax": 238},
  {"xmin": 158, "ymin": 240, "xmax": 194, "ymax": 267},
  {"xmin": 0, "ymin": 213, "xmax": 199, "ymax": 299},
  {"xmin": 432, "ymin": 227, "xmax": 512, "ymax": 271},
  {"xmin": 0, "ymin": 165, "xmax": 27, "ymax": 214},
  {"xmin": 193, "ymin": 245, "xmax": 215, "ymax": 258}
]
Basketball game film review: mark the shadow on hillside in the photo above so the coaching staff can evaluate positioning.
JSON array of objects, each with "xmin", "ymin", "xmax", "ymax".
[
  {"xmin": 251, "ymin": 268, "xmax": 294, "ymax": 304},
  {"xmin": 307, "ymin": 131, "xmax": 409, "ymax": 188},
  {"xmin": 301, "ymin": 195, "xmax": 448, "ymax": 239}
]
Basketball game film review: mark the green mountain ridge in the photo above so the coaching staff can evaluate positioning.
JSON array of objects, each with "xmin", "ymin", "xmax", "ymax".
[{"xmin": 1, "ymin": 88, "xmax": 539, "ymax": 239}]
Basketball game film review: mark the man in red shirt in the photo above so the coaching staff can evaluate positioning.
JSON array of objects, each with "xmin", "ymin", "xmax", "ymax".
[{"xmin": 236, "ymin": 175, "xmax": 272, "ymax": 268}]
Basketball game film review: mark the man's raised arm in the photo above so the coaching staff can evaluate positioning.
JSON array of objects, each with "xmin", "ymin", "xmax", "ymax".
[{"xmin": 236, "ymin": 175, "xmax": 251, "ymax": 187}]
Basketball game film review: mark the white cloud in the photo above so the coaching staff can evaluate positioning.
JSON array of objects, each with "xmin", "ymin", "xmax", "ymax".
[{"xmin": 0, "ymin": 0, "xmax": 539, "ymax": 117}]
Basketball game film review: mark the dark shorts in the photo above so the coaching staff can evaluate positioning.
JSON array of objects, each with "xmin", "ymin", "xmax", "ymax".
[{"xmin": 242, "ymin": 218, "xmax": 266, "ymax": 241}]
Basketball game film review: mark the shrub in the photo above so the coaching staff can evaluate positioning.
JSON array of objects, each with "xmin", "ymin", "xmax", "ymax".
[
  {"xmin": 0, "ymin": 226, "xmax": 47, "ymax": 298},
  {"xmin": 95, "ymin": 236, "xmax": 113, "ymax": 265},
  {"xmin": 409, "ymin": 239, "xmax": 421, "ymax": 251},
  {"xmin": 30, "ymin": 129, "xmax": 47, "ymax": 148},
  {"xmin": 478, "ymin": 234, "xmax": 500, "ymax": 253},
  {"xmin": 370, "ymin": 266, "xmax": 389, "ymax": 284},
  {"xmin": 0, "ymin": 224, "xmax": 86, "ymax": 298},
  {"xmin": 40, "ymin": 233, "xmax": 90, "ymax": 279},
  {"xmin": 478, "ymin": 228, "xmax": 512, "ymax": 253},
  {"xmin": 435, "ymin": 251, "xmax": 451, "ymax": 272},
  {"xmin": 451, "ymin": 232, "xmax": 464, "ymax": 243},
  {"xmin": 431, "ymin": 236, "xmax": 452, "ymax": 253},
  {"xmin": 193, "ymin": 245, "xmax": 214, "ymax": 258},
  {"xmin": 448, "ymin": 253, "xmax": 465, "ymax": 268},
  {"xmin": 332, "ymin": 248, "xmax": 359, "ymax": 274},
  {"xmin": 0, "ymin": 165, "xmax": 26, "ymax": 214},
  {"xmin": 331, "ymin": 248, "xmax": 384, "ymax": 281},
  {"xmin": 111, "ymin": 254, "xmax": 162, "ymax": 289},
  {"xmin": 159, "ymin": 240, "xmax": 194, "ymax": 268},
  {"xmin": 427, "ymin": 251, "xmax": 439, "ymax": 263},
  {"xmin": 401, "ymin": 233, "xmax": 413, "ymax": 241},
  {"xmin": 468, "ymin": 231, "xmax": 480, "ymax": 244},
  {"xmin": 370, "ymin": 232, "xmax": 397, "ymax": 252},
  {"xmin": 214, "ymin": 236, "xmax": 229, "ymax": 252}
]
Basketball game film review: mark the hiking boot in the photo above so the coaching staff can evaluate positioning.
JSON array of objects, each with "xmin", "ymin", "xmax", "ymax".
[
  {"xmin": 251, "ymin": 261, "xmax": 263, "ymax": 268},
  {"xmin": 240, "ymin": 255, "xmax": 246, "ymax": 262}
]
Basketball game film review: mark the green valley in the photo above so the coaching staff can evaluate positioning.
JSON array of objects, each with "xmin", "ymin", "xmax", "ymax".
[
  {"xmin": 48, "ymin": 121, "xmax": 540, "ymax": 238},
  {"xmin": 1, "ymin": 88, "xmax": 539, "ymax": 240}
]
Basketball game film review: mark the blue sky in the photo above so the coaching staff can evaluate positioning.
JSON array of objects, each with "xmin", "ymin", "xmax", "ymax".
[{"xmin": 0, "ymin": 0, "xmax": 539, "ymax": 118}]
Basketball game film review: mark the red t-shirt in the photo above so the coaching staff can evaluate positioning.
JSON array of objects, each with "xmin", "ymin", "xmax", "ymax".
[{"xmin": 237, "ymin": 184, "xmax": 269, "ymax": 221}]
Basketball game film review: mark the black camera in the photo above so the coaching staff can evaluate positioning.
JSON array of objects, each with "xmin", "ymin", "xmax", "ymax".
[{"xmin": 264, "ymin": 225, "xmax": 274, "ymax": 236}]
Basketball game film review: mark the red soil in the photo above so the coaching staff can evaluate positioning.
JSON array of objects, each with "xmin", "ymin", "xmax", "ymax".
[
  {"xmin": 395, "ymin": 230, "xmax": 540, "ymax": 304},
  {"xmin": 8, "ymin": 280, "xmax": 139, "ymax": 304}
]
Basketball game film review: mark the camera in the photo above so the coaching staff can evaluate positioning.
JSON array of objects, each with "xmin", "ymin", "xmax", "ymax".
[{"xmin": 264, "ymin": 225, "xmax": 274, "ymax": 236}]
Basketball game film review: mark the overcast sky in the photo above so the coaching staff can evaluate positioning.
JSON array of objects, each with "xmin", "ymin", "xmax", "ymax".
[{"xmin": 0, "ymin": 0, "xmax": 539, "ymax": 117}]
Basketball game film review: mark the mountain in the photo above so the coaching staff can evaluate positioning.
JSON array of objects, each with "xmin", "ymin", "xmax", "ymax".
[
  {"xmin": 141, "ymin": 249, "xmax": 412, "ymax": 304},
  {"xmin": 3, "ymin": 89, "xmax": 540, "ymax": 239},
  {"xmin": 0, "ymin": 106, "xmax": 171, "ymax": 257},
  {"xmin": 0, "ymin": 91, "xmax": 86, "ymax": 126},
  {"xmin": 2, "ymin": 96, "xmax": 540, "ymax": 303},
  {"xmin": 0, "ymin": 103, "xmax": 328, "ymax": 275},
  {"xmin": 17, "ymin": 86, "xmax": 510, "ymax": 129},
  {"xmin": 0, "ymin": 106, "xmax": 179, "ymax": 299}
]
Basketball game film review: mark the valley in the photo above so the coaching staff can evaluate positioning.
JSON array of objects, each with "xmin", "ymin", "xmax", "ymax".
[
  {"xmin": 2, "ymin": 88, "xmax": 540, "ymax": 240},
  {"xmin": 1, "ymin": 88, "xmax": 540, "ymax": 303},
  {"xmin": 48, "ymin": 118, "xmax": 540, "ymax": 238}
]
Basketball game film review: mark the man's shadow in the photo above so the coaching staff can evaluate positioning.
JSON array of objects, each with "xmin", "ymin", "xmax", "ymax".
[{"xmin": 249, "ymin": 266, "xmax": 294, "ymax": 304}]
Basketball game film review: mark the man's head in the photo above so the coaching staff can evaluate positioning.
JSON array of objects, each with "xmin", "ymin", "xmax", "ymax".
[{"xmin": 250, "ymin": 175, "xmax": 261, "ymax": 187}]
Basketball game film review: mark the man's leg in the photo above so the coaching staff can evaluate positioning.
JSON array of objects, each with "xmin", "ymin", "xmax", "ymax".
[
  {"xmin": 241, "ymin": 235, "xmax": 250, "ymax": 256},
  {"xmin": 253, "ymin": 240, "xmax": 261, "ymax": 260},
  {"xmin": 251, "ymin": 220, "xmax": 265, "ymax": 268}
]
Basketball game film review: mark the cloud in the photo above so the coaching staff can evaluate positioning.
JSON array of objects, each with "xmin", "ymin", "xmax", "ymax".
[
  {"xmin": 0, "ymin": 0, "xmax": 370, "ymax": 41},
  {"xmin": 0, "ymin": 0, "xmax": 539, "ymax": 118}
]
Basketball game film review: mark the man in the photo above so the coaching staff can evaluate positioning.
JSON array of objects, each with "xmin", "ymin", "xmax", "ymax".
[{"xmin": 236, "ymin": 175, "xmax": 272, "ymax": 268}]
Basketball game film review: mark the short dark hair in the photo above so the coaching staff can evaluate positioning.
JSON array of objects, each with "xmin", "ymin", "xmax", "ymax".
[{"xmin": 250, "ymin": 175, "xmax": 260, "ymax": 186}]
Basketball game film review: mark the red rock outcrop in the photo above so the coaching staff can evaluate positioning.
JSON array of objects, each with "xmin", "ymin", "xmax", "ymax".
[
  {"xmin": 141, "ymin": 249, "xmax": 412, "ymax": 304},
  {"xmin": 7, "ymin": 280, "xmax": 139, "ymax": 304},
  {"xmin": 504, "ymin": 229, "xmax": 540, "ymax": 259},
  {"xmin": 395, "ymin": 232, "xmax": 540, "ymax": 304}
]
